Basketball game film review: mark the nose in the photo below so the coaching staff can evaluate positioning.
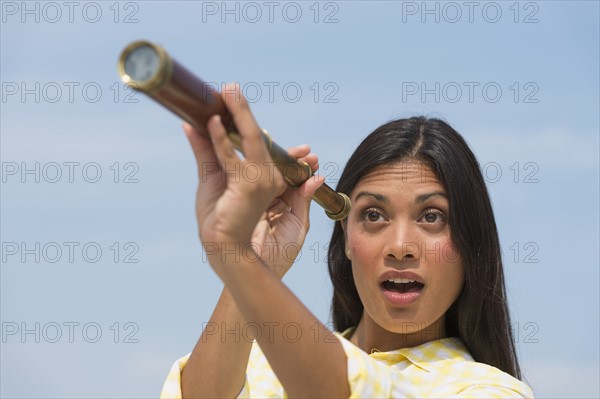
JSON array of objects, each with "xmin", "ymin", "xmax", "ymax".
[{"xmin": 383, "ymin": 221, "xmax": 420, "ymax": 262}]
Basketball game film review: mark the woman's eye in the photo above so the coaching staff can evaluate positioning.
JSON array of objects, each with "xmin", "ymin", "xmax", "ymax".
[
  {"xmin": 419, "ymin": 210, "xmax": 446, "ymax": 224},
  {"xmin": 362, "ymin": 208, "xmax": 384, "ymax": 222},
  {"xmin": 424, "ymin": 213, "xmax": 438, "ymax": 223}
]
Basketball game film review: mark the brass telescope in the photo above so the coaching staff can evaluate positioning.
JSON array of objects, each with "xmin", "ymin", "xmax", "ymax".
[{"xmin": 117, "ymin": 40, "xmax": 350, "ymax": 220}]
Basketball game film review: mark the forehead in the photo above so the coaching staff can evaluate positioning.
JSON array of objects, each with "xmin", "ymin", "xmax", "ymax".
[{"xmin": 352, "ymin": 161, "xmax": 444, "ymax": 194}]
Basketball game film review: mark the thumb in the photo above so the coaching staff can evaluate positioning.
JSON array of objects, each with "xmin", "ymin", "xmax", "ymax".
[{"xmin": 284, "ymin": 174, "xmax": 325, "ymax": 220}]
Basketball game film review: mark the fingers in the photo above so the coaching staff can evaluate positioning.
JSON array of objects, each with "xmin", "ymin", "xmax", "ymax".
[
  {"xmin": 270, "ymin": 145, "xmax": 319, "ymax": 200},
  {"xmin": 272, "ymin": 145, "xmax": 322, "ymax": 218},
  {"xmin": 286, "ymin": 144, "xmax": 310, "ymax": 158},
  {"xmin": 183, "ymin": 122, "xmax": 224, "ymax": 180},
  {"xmin": 267, "ymin": 197, "xmax": 292, "ymax": 218},
  {"xmin": 214, "ymin": 83, "xmax": 324, "ymax": 222},
  {"xmin": 277, "ymin": 172, "xmax": 325, "ymax": 221},
  {"xmin": 287, "ymin": 145, "xmax": 319, "ymax": 173},
  {"xmin": 206, "ymin": 114, "xmax": 241, "ymax": 175},
  {"xmin": 221, "ymin": 83, "xmax": 269, "ymax": 161},
  {"xmin": 268, "ymin": 172, "xmax": 323, "ymax": 223}
]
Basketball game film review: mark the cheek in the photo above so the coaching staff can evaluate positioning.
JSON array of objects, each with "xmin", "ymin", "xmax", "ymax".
[
  {"xmin": 347, "ymin": 232, "xmax": 382, "ymax": 293},
  {"xmin": 435, "ymin": 242, "xmax": 464, "ymax": 297},
  {"xmin": 347, "ymin": 231, "xmax": 382, "ymax": 266},
  {"xmin": 422, "ymin": 236, "xmax": 464, "ymax": 294},
  {"xmin": 441, "ymin": 241, "xmax": 462, "ymax": 266},
  {"xmin": 348, "ymin": 243, "xmax": 371, "ymax": 284}
]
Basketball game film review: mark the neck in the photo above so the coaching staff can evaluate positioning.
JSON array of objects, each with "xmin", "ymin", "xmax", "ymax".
[{"xmin": 349, "ymin": 314, "xmax": 447, "ymax": 353}]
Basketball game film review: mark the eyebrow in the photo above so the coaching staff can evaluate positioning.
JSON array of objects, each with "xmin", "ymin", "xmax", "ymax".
[
  {"xmin": 415, "ymin": 191, "xmax": 447, "ymax": 203},
  {"xmin": 354, "ymin": 191, "xmax": 447, "ymax": 204},
  {"xmin": 354, "ymin": 191, "xmax": 389, "ymax": 204}
]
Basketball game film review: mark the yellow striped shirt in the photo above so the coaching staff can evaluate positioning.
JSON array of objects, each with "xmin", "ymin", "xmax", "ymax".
[{"xmin": 160, "ymin": 328, "xmax": 533, "ymax": 398}]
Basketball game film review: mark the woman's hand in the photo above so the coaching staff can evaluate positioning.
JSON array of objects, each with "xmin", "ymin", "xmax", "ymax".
[
  {"xmin": 182, "ymin": 85, "xmax": 348, "ymax": 399},
  {"xmin": 183, "ymin": 83, "xmax": 324, "ymax": 278}
]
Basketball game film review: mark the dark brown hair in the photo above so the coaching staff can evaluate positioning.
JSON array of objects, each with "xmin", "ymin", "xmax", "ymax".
[{"xmin": 327, "ymin": 116, "xmax": 522, "ymax": 379}]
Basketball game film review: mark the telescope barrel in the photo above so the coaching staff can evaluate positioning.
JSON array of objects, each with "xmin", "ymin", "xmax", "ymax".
[{"xmin": 117, "ymin": 40, "xmax": 350, "ymax": 220}]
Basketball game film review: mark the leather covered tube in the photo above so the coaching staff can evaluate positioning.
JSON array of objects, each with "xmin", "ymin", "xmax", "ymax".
[{"xmin": 118, "ymin": 40, "xmax": 350, "ymax": 220}]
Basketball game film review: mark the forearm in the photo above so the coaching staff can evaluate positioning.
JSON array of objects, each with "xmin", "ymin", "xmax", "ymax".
[
  {"xmin": 215, "ymin": 253, "xmax": 351, "ymax": 398},
  {"xmin": 181, "ymin": 288, "xmax": 253, "ymax": 398}
]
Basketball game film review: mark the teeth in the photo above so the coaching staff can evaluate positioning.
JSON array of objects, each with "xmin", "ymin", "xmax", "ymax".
[{"xmin": 386, "ymin": 278, "xmax": 417, "ymax": 284}]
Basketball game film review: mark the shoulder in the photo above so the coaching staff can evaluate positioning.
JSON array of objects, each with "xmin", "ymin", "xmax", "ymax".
[
  {"xmin": 160, "ymin": 353, "xmax": 191, "ymax": 399},
  {"xmin": 160, "ymin": 344, "xmax": 285, "ymax": 399},
  {"xmin": 334, "ymin": 333, "xmax": 534, "ymax": 398},
  {"xmin": 244, "ymin": 340, "xmax": 285, "ymax": 397},
  {"xmin": 430, "ymin": 338, "xmax": 533, "ymax": 396}
]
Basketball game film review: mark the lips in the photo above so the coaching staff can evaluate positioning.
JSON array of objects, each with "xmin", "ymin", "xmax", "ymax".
[
  {"xmin": 379, "ymin": 270, "xmax": 425, "ymax": 306},
  {"xmin": 381, "ymin": 279, "xmax": 423, "ymax": 293}
]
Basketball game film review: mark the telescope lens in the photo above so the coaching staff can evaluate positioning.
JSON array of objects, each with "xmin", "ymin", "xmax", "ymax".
[{"xmin": 123, "ymin": 45, "xmax": 160, "ymax": 83}]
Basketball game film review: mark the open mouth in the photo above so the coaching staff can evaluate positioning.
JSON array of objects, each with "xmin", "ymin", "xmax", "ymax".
[
  {"xmin": 381, "ymin": 279, "xmax": 425, "ymax": 294},
  {"xmin": 378, "ymin": 272, "xmax": 425, "ymax": 306}
]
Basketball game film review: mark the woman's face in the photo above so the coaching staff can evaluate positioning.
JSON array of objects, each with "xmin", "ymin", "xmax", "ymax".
[{"xmin": 344, "ymin": 160, "xmax": 464, "ymax": 340}]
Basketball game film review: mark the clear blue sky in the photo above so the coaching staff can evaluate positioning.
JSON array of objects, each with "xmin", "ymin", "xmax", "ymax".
[{"xmin": 1, "ymin": 1, "xmax": 599, "ymax": 397}]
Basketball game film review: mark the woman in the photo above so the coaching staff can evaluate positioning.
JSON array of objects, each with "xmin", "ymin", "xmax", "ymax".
[{"xmin": 161, "ymin": 83, "xmax": 534, "ymax": 398}]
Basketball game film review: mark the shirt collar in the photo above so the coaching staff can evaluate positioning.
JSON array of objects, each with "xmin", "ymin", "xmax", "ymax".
[{"xmin": 339, "ymin": 327, "xmax": 473, "ymax": 372}]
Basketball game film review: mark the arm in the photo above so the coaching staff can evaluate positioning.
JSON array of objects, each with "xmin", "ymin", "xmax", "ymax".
[
  {"xmin": 215, "ymin": 248, "xmax": 350, "ymax": 398},
  {"xmin": 180, "ymin": 96, "xmax": 326, "ymax": 397},
  {"xmin": 180, "ymin": 288, "xmax": 252, "ymax": 398},
  {"xmin": 188, "ymin": 83, "xmax": 350, "ymax": 398}
]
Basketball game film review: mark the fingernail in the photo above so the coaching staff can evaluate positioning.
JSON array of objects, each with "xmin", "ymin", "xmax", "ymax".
[{"xmin": 224, "ymin": 82, "xmax": 237, "ymax": 91}]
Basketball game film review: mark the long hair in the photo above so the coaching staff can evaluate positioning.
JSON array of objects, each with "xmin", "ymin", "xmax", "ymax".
[{"xmin": 327, "ymin": 116, "xmax": 522, "ymax": 379}]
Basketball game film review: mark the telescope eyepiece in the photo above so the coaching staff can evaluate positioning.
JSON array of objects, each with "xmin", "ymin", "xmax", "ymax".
[{"xmin": 118, "ymin": 41, "xmax": 172, "ymax": 93}]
